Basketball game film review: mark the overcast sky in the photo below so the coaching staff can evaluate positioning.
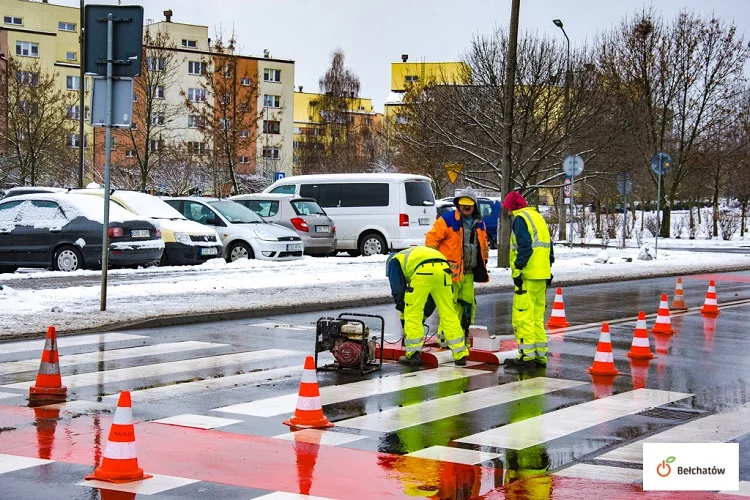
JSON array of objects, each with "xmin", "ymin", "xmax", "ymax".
[{"xmin": 55, "ymin": 1, "xmax": 750, "ymax": 112}]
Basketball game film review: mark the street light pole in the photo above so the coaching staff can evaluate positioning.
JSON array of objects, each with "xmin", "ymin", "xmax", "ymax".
[{"xmin": 553, "ymin": 19, "xmax": 571, "ymax": 243}]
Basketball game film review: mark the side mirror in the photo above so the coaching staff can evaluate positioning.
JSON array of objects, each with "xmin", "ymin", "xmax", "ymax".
[{"xmin": 205, "ymin": 217, "xmax": 224, "ymax": 227}]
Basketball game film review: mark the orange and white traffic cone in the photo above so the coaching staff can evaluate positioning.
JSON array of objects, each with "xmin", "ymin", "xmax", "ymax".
[
  {"xmin": 651, "ymin": 294, "xmax": 676, "ymax": 334},
  {"xmin": 29, "ymin": 326, "xmax": 67, "ymax": 401},
  {"xmin": 670, "ymin": 277, "xmax": 688, "ymax": 311},
  {"xmin": 700, "ymin": 280, "xmax": 720, "ymax": 316},
  {"xmin": 85, "ymin": 391, "xmax": 152, "ymax": 483},
  {"xmin": 587, "ymin": 323, "xmax": 620, "ymax": 376},
  {"xmin": 626, "ymin": 312, "xmax": 654, "ymax": 359},
  {"xmin": 546, "ymin": 288, "xmax": 570, "ymax": 328},
  {"xmin": 283, "ymin": 356, "xmax": 334, "ymax": 429}
]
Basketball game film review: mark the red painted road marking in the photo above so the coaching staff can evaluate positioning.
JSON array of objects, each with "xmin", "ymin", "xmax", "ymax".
[{"xmin": 684, "ymin": 273, "xmax": 750, "ymax": 283}]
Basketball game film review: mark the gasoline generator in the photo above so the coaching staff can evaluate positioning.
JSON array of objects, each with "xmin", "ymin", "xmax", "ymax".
[{"xmin": 314, "ymin": 312, "xmax": 384, "ymax": 374}]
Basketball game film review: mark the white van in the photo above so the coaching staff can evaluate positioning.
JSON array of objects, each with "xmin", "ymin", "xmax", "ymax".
[{"xmin": 264, "ymin": 173, "xmax": 437, "ymax": 256}]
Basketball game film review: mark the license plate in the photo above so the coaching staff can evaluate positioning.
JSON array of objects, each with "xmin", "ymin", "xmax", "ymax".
[
  {"xmin": 200, "ymin": 247, "xmax": 218, "ymax": 256},
  {"xmin": 419, "ymin": 218, "xmax": 431, "ymax": 225},
  {"xmin": 130, "ymin": 229, "xmax": 150, "ymax": 238},
  {"xmin": 315, "ymin": 225, "xmax": 330, "ymax": 233},
  {"xmin": 287, "ymin": 243, "xmax": 302, "ymax": 251}
]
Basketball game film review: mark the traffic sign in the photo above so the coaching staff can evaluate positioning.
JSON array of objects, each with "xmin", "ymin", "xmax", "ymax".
[
  {"xmin": 274, "ymin": 171, "xmax": 286, "ymax": 181},
  {"xmin": 444, "ymin": 163, "xmax": 463, "ymax": 184},
  {"xmin": 84, "ymin": 5, "xmax": 144, "ymax": 77},
  {"xmin": 616, "ymin": 171, "xmax": 633, "ymax": 196},
  {"xmin": 563, "ymin": 177, "xmax": 572, "ymax": 197},
  {"xmin": 562, "ymin": 155, "xmax": 584, "ymax": 177},
  {"xmin": 650, "ymin": 152, "xmax": 672, "ymax": 175}
]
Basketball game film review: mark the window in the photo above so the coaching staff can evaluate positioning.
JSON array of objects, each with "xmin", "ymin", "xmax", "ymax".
[
  {"xmin": 263, "ymin": 94, "xmax": 280, "ymax": 108},
  {"xmin": 4, "ymin": 16, "xmax": 22, "ymax": 26},
  {"xmin": 110, "ymin": 136, "xmax": 117, "ymax": 149},
  {"xmin": 67, "ymin": 134, "xmax": 87, "ymax": 148},
  {"xmin": 220, "ymin": 118, "xmax": 231, "ymax": 130},
  {"xmin": 405, "ymin": 75, "xmax": 419, "ymax": 82},
  {"xmin": 239, "ymin": 130, "xmax": 249, "ymax": 138},
  {"xmin": 187, "ymin": 88, "xmax": 206, "ymax": 102},
  {"xmin": 262, "ymin": 147, "xmax": 280, "ymax": 160},
  {"xmin": 263, "ymin": 120, "xmax": 280, "ymax": 134},
  {"xmin": 126, "ymin": 149, "xmax": 137, "ymax": 158},
  {"xmin": 148, "ymin": 85, "xmax": 165, "ymax": 99},
  {"xmin": 150, "ymin": 112, "xmax": 165, "ymax": 126},
  {"xmin": 65, "ymin": 51, "xmax": 77, "ymax": 61},
  {"xmin": 187, "ymin": 115, "xmax": 204, "ymax": 128},
  {"xmin": 218, "ymin": 91, "xmax": 232, "ymax": 104},
  {"xmin": 66, "ymin": 105, "xmax": 80, "ymax": 119},
  {"xmin": 263, "ymin": 68, "xmax": 281, "ymax": 82},
  {"xmin": 17, "ymin": 101, "xmax": 38, "ymax": 116},
  {"xmin": 187, "ymin": 141, "xmax": 207, "ymax": 154},
  {"xmin": 66, "ymin": 75, "xmax": 82, "ymax": 91},
  {"xmin": 149, "ymin": 139, "xmax": 162, "ymax": 152},
  {"xmin": 222, "ymin": 65, "xmax": 232, "ymax": 79},
  {"xmin": 146, "ymin": 57, "xmax": 165, "ymax": 71},
  {"xmin": 58, "ymin": 21, "xmax": 76, "ymax": 32},
  {"xmin": 16, "ymin": 71, "xmax": 39, "ymax": 87},
  {"xmin": 405, "ymin": 181, "xmax": 435, "ymax": 207},
  {"xmin": 241, "ymin": 77, "xmax": 251, "ymax": 86},
  {"xmin": 181, "ymin": 39, "xmax": 197, "ymax": 48},
  {"xmin": 133, "ymin": 90, "xmax": 138, "ymax": 103},
  {"xmin": 238, "ymin": 156, "xmax": 250, "ymax": 164},
  {"xmin": 188, "ymin": 61, "xmax": 206, "ymax": 75},
  {"xmin": 16, "ymin": 41, "xmax": 39, "ymax": 58},
  {"xmin": 131, "ymin": 121, "xmax": 138, "ymax": 130}
]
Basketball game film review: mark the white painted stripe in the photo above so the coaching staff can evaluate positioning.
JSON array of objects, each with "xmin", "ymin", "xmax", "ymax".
[
  {"xmin": 213, "ymin": 366, "xmax": 486, "ymax": 417},
  {"xmin": 103, "ymin": 366, "xmax": 302, "ymax": 403},
  {"xmin": 254, "ymin": 492, "xmax": 335, "ymax": 500},
  {"xmin": 0, "ymin": 341, "xmax": 225, "ymax": 375},
  {"xmin": 490, "ymin": 350, "xmax": 518, "ymax": 363},
  {"xmin": 112, "ymin": 407, "xmax": 133, "ymax": 425},
  {"xmin": 295, "ymin": 395, "xmax": 321, "ymax": 411},
  {"xmin": 0, "ymin": 391, "xmax": 20, "ymax": 400},
  {"xmin": 36, "ymin": 400, "xmax": 112, "ymax": 412},
  {"xmin": 407, "ymin": 446, "xmax": 500, "ymax": 465},
  {"xmin": 251, "ymin": 322, "xmax": 315, "ymax": 331},
  {"xmin": 78, "ymin": 474, "xmax": 199, "ymax": 495},
  {"xmin": 457, "ymin": 388, "xmax": 692, "ymax": 450},
  {"xmin": 0, "ymin": 333, "xmax": 146, "ymax": 355},
  {"xmin": 720, "ymin": 480, "xmax": 750, "ymax": 496},
  {"xmin": 554, "ymin": 463, "xmax": 642, "ymax": 483},
  {"xmin": 273, "ymin": 429, "xmax": 367, "ymax": 447},
  {"xmin": 0, "ymin": 454, "xmax": 53, "ymax": 474},
  {"xmin": 103, "ymin": 440, "xmax": 137, "ymax": 460},
  {"xmin": 338, "ymin": 378, "xmax": 586, "ymax": 433},
  {"xmin": 301, "ymin": 370, "xmax": 318, "ymax": 383},
  {"xmin": 594, "ymin": 351, "xmax": 613, "ymax": 363},
  {"xmin": 153, "ymin": 414, "xmax": 242, "ymax": 430},
  {"xmin": 599, "ymin": 401, "xmax": 750, "ymax": 464},
  {"xmin": 1, "ymin": 349, "xmax": 302, "ymax": 390}
]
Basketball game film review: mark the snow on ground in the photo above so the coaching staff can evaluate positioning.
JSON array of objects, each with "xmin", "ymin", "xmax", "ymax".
[{"xmin": 1, "ymin": 236, "xmax": 749, "ymax": 338}]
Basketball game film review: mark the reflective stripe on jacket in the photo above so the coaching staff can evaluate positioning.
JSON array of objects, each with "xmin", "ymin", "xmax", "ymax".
[
  {"xmin": 392, "ymin": 246, "xmax": 450, "ymax": 281},
  {"xmin": 509, "ymin": 207, "xmax": 552, "ymax": 280},
  {"xmin": 425, "ymin": 210, "xmax": 489, "ymax": 283}
]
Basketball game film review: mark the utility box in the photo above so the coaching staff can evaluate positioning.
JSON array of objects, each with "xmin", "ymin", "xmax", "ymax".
[{"xmin": 469, "ymin": 325, "xmax": 502, "ymax": 352}]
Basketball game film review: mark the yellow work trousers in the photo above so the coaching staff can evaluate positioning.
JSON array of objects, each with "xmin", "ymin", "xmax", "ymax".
[{"xmin": 511, "ymin": 279, "xmax": 548, "ymax": 361}]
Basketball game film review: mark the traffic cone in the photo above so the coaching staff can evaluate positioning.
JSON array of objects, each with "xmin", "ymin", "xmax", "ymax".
[
  {"xmin": 546, "ymin": 288, "xmax": 570, "ymax": 328},
  {"xmin": 587, "ymin": 323, "xmax": 620, "ymax": 376},
  {"xmin": 29, "ymin": 326, "xmax": 67, "ymax": 401},
  {"xmin": 85, "ymin": 391, "xmax": 152, "ymax": 483},
  {"xmin": 671, "ymin": 278, "xmax": 688, "ymax": 311},
  {"xmin": 626, "ymin": 312, "xmax": 654, "ymax": 359},
  {"xmin": 700, "ymin": 280, "xmax": 720, "ymax": 316},
  {"xmin": 703, "ymin": 315, "xmax": 717, "ymax": 352},
  {"xmin": 651, "ymin": 294, "xmax": 676, "ymax": 334},
  {"xmin": 283, "ymin": 356, "xmax": 334, "ymax": 429},
  {"xmin": 629, "ymin": 358, "xmax": 651, "ymax": 390}
]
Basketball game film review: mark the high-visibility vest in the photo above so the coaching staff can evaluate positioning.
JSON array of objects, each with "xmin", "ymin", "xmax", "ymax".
[{"xmin": 509, "ymin": 208, "xmax": 552, "ymax": 280}]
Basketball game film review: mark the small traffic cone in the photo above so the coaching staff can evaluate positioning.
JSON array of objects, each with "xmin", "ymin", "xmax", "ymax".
[
  {"xmin": 626, "ymin": 312, "xmax": 654, "ymax": 359},
  {"xmin": 670, "ymin": 277, "xmax": 688, "ymax": 311},
  {"xmin": 283, "ymin": 356, "xmax": 334, "ymax": 429},
  {"xmin": 587, "ymin": 323, "xmax": 620, "ymax": 376},
  {"xmin": 651, "ymin": 294, "xmax": 676, "ymax": 334},
  {"xmin": 29, "ymin": 326, "xmax": 67, "ymax": 401},
  {"xmin": 700, "ymin": 280, "xmax": 720, "ymax": 316},
  {"xmin": 629, "ymin": 358, "xmax": 651, "ymax": 390},
  {"xmin": 85, "ymin": 391, "xmax": 152, "ymax": 483},
  {"xmin": 546, "ymin": 288, "xmax": 570, "ymax": 328}
]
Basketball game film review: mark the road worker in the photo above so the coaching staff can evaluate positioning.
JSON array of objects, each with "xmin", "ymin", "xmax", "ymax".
[
  {"xmin": 503, "ymin": 191, "xmax": 554, "ymax": 367},
  {"xmin": 386, "ymin": 246, "xmax": 469, "ymax": 366}
]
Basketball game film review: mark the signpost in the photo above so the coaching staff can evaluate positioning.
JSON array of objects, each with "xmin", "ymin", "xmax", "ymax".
[
  {"xmin": 650, "ymin": 152, "xmax": 672, "ymax": 259},
  {"xmin": 616, "ymin": 171, "xmax": 633, "ymax": 248},
  {"xmin": 562, "ymin": 155, "xmax": 584, "ymax": 247}
]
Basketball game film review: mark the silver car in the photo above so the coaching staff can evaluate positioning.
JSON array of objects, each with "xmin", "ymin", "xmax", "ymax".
[
  {"xmin": 230, "ymin": 194, "xmax": 336, "ymax": 256},
  {"xmin": 163, "ymin": 197, "xmax": 303, "ymax": 262}
]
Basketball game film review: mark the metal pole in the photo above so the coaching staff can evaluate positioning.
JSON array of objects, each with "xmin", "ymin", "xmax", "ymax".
[
  {"xmin": 99, "ymin": 13, "xmax": 113, "ymax": 311},
  {"xmin": 78, "ymin": 0, "xmax": 85, "ymax": 188},
  {"xmin": 570, "ymin": 174, "xmax": 575, "ymax": 248},
  {"xmin": 655, "ymin": 170, "xmax": 661, "ymax": 260},
  {"xmin": 622, "ymin": 193, "xmax": 628, "ymax": 249}
]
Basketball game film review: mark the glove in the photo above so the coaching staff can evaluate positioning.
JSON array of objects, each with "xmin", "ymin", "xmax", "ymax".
[
  {"xmin": 513, "ymin": 275, "xmax": 523, "ymax": 289},
  {"xmin": 546, "ymin": 274, "xmax": 554, "ymax": 287}
]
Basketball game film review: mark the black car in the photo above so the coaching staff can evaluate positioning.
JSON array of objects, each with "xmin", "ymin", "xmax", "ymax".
[{"xmin": 0, "ymin": 193, "xmax": 164, "ymax": 273}]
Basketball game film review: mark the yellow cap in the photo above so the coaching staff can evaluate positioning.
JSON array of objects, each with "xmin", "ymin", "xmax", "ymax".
[{"xmin": 457, "ymin": 197, "xmax": 475, "ymax": 206}]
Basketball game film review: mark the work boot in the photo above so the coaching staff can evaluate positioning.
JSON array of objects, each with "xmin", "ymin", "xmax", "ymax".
[
  {"xmin": 454, "ymin": 357, "xmax": 467, "ymax": 366},
  {"xmin": 535, "ymin": 357, "xmax": 547, "ymax": 367},
  {"xmin": 503, "ymin": 357, "xmax": 534, "ymax": 368},
  {"xmin": 398, "ymin": 352, "xmax": 422, "ymax": 367}
]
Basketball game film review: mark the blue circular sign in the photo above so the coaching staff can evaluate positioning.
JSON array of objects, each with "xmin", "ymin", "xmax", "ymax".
[{"xmin": 650, "ymin": 152, "xmax": 672, "ymax": 175}]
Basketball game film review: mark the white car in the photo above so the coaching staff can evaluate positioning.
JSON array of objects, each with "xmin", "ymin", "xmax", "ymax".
[{"xmin": 163, "ymin": 197, "xmax": 304, "ymax": 262}]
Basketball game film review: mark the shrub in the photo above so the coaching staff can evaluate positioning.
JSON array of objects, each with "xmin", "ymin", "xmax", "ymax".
[
  {"xmin": 543, "ymin": 211, "xmax": 559, "ymax": 241},
  {"xmin": 719, "ymin": 213, "xmax": 740, "ymax": 241},
  {"xmin": 644, "ymin": 214, "xmax": 659, "ymax": 237}
]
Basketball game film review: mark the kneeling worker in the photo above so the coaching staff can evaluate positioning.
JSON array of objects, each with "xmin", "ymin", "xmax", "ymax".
[{"xmin": 386, "ymin": 246, "xmax": 469, "ymax": 366}]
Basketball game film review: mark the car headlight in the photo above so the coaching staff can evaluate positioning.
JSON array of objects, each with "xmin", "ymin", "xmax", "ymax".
[
  {"xmin": 253, "ymin": 230, "xmax": 278, "ymax": 241},
  {"xmin": 174, "ymin": 232, "xmax": 191, "ymax": 244}
]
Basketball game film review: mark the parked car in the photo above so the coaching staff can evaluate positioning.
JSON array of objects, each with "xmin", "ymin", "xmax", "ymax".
[
  {"xmin": 0, "ymin": 193, "xmax": 164, "ymax": 273},
  {"xmin": 229, "ymin": 194, "xmax": 336, "ymax": 256},
  {"xmin": 439, "ymin": 196, "xmax": 501, "ymax": 249},
  {"xmin": 264, "ymin": 173, "xmax": 436, "ymax": 256},
  {"xmin": 436, "ymin": 199, "xmax": 455, "ymax": 218},
  {"xmin": 72, "ymin": 189, "xmax": 223, "ymax": 266},
  {"xmin": 163, "ymin": 197, "xmax": 303, "ymax": 262},
  {"xmin": 2, "ymin": 186, "xmax": 69, "ymax": 199}
]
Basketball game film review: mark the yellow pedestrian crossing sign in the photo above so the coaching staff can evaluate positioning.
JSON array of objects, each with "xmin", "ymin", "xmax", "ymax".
[{"xmin": 444, "ymin": 163, "xmax": 463, "ymax": 184}]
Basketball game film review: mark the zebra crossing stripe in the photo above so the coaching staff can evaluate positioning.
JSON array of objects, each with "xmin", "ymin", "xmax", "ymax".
[
  {"xmin": 77, "ymin": 474, "xmax": 199, "ymax": 495},
  {"xmin": 457, "ymin": 388, "xmax": 693, "ymax": 450},
  {"xmin": 0, "ymin": 454, "xmax": 53, "ymax": 474},
  {"xmin": 554, "ymin": 463, "xmax": 642, "ymax": 483},
  {"xmin": 598, "ymin": 401, "xmax": 750, "ymax": 464},
  {"xmin": 251, "ymin": 322, "xmax": 315, "ymax": 331},
  {"xmin": 212, "ymin": 366, "xmax": 487, "ymax": 417},
  {"xmin": 0, "ymin": 341, "xmax": 225, "ymax": 375},
  {"xmin": 254, "ymin": 492, "xmax": 336, "ymax": 500},
  {"xmin": 407, "ymin": 446, "xmax": 501, "ymax": 465},
  {"xmin": 720, "ymin": 481, "xmax": 750, "ymax": 496},
  {"xmin": 0, "ymin": 333, "xmax": 146, "ymax": 355},
  {"xmin": 1, "ymin": 349, "xmax": 302, "ymax": 390},
  {"xmin": 337, "ymin": 378, "xmax": 585, "ymax": 433}
]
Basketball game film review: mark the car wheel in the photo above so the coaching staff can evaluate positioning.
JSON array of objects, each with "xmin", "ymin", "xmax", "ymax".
[
  {"xmin": 358, "ymin": 232, "xmax": 386, "ymax": 257},
  {"xmin": 488, "ymin": 236, "xmax": 497, "ymax": 250},
  {"xmin": 346, "ymin": 250, "xmax": 360, "ymax": 257},
  {"xmin": 54, "ymin": 245, "xmax": 83, "ymax": 272},
  {"xmin": 227, "ymin": 242, "xmax": 254, "ymax": 262},
  {"xmin": 160, "ymin": 252, "xmax": 170, "ymax": 266}
]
